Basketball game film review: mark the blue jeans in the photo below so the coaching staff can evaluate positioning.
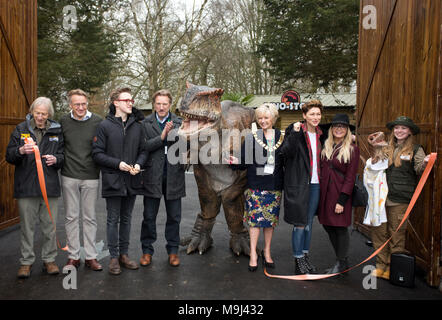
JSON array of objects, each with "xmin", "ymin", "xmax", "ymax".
[
  {"xmin": 106, "ymin": 196, "xmax": 136, "ymax": 259},
  {"xmin": 292, "ymin": 183, "xmax": 320, "ymax": 258}
]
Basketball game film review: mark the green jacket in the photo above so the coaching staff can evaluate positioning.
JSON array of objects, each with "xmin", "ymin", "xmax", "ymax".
[{"xmin": 386, "ymin": 144, "xmax": 421, "ymax": 203}]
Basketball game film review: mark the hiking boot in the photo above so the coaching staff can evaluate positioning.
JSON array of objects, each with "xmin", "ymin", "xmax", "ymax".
[
  {"xmin": 382, "ymin": 268, "xmax": 390, "ymax": 280},
  {"xmin": 371, "ymin": 267, "xmax": 385, "ymax": 278},
  {"xmin": 326, "ymin": 259, "xmax": 349, "ymax": 275},
  {"xmin": 17, "ymin": 265, "xmax": 32, "ymax": 279},
  {"xmin": 43, "ymin": 262, "xmax": 60, "ymax": 275}
]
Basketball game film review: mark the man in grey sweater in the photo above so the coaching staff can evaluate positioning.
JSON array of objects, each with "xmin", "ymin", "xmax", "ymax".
[{"xmin": 60, "ymin": 89, "xmax": 103, "ymax": 271}]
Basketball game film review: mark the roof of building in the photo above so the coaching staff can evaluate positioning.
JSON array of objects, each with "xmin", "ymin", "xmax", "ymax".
[
  {"xmin": 137, "ymin": 92, "xmax": 356, "ymax": 111},
  {"xmin": 248, "ymin": 93, "xmax": 356, "ymax": 109}
]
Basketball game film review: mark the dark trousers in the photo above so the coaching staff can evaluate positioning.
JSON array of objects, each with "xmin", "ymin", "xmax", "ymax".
[
  {"xmin": 105, "ymin": 196, "xmax": 136, "ymax": 259},
  {"xmin": 323, "ymin": 225, "xmax": 350, "ymax": 261},
  {"xmin": 140, "ymin": 182, "xmax": 181, "ymax": 255}
]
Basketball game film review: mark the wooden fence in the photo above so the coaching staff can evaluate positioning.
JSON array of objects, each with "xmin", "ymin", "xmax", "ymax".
[
  {"xmin": 0, "ymin": 0, "xmax": 37, "ymax": 229},
  {"xmin": 356, "ymin": 0, "xmax": 441, "ymax": 286}
]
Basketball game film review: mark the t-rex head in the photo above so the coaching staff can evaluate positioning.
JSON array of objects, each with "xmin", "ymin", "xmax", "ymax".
[
  {"xmin": 178, "ymin": 82, "xmax": 224, "ymax": 138},
  {"xmin": 368, "ymin": 131, "xmax": 388, "ymax": 164}
]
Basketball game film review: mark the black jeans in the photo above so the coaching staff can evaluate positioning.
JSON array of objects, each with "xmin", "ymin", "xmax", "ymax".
[
  {"xmin": 105, "ymin": 196, "xmax": 136, "ymax": 259},
  {"xmin": 322, "ymin": 225, "xmax": 350, "ymax": 261}
]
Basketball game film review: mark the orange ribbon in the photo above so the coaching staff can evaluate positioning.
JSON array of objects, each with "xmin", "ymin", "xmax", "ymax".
[
  {"xmin": 265, "ymin": 152, "xmax": 437, "ymax": 280},
  {"xmin": 25, "ymin": 138, "xmax": 68, "ymax": 252}
]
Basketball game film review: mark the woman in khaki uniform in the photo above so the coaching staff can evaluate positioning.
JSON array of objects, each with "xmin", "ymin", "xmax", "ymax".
[{"xmin": 370, "ymin": 116, "xmax": 430, "ymax": 280}]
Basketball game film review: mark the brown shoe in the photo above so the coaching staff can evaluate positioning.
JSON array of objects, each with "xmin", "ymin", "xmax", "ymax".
[
  {"xmin": 85, "ymin": 259, "xmax": 103, "ymax": 271},
  {"xmin": 43, "ymin": 262, "xmax": 60, "ymax": 275},
  {"xmin": 168, "ymin": 254, "xmax": 180, "ymax": 267},
  {"xmin": 119, "ymin": 254, "xmax": 139, "ymax": 270},
  {"xmin": 108, "ymin": 258, "xmax": 121, "ymax": 275},
  {"xmin": 65, "ymin": 259, "xmax": 81, "ymax": 269},
  {"xmin": 17, "ymin": 265, "xmax": 32, "ymax": 279},
  {"xmin": 140, "ymin": 254, "xmax": 152, "ymax": 267}
]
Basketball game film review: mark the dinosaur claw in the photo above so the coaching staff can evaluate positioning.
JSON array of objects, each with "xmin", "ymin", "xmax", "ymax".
[{"xmin": 229, "ymin": 232, "xmax": 250, "ymax": 256}]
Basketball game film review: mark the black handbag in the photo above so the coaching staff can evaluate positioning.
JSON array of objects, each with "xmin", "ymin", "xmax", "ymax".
[{"xmin": 351, "ymin": 174, "xmax": 368, "ymax": 207}]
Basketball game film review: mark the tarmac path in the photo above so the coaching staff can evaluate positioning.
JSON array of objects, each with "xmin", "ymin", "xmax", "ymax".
[{"xmin": 0, "ymin": 173, "xmax": 440, "ymax": 302}]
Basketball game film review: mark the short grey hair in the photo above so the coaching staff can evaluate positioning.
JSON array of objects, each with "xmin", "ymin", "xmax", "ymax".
[
  {"xmin": 29, "ymin": 97, "xmax": 54, "ymax": 118},
  {"xmin": 255, "ymin": 103, "xmax": 279, "ymax": 125}
]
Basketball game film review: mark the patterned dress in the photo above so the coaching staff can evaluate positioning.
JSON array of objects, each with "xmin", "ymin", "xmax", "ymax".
[{"xmin": 244, "ymin": 189, "xmax": 282, "ymax": 228}]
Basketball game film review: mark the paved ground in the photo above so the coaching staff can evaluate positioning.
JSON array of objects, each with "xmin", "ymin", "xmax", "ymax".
[{"xmin": 0, "ymin": 173, "xmax": 441, "ymax": 302}]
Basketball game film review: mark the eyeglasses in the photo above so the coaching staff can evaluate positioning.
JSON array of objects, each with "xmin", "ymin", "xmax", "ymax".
[
  {"xmin": 72, "ymin": 102, "xmax": 88, "ymax": 108},
  {"xmin": 332, "ymin": 124, "xmax": 348, "ymax": 129},
  {"xmin": 116, "ymin": 99, "xmax": 135, "ymax": 104}
]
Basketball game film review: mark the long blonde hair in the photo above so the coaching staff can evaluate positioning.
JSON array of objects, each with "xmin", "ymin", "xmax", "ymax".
[
  {"xmin": 321, "ymin": 127, "xmax": 354, "ymax": 163},
  {"xmin": 386, "ymin": 131, "xmax": 415, "ymax": 167}
]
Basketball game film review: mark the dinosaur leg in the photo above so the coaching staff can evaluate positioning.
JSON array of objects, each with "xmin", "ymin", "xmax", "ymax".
[
  {"xmin": 180, "ymin": 164, "xmax": 221, "ymax": 254},
  {"xmin": 221, "ymin": 172, "xmax": 250, "ymax": 256}
]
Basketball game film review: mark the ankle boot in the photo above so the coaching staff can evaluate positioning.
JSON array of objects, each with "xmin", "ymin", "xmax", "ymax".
[
  {"xmin": 303, "ymin": 254, "xmax": 317, "ymax": 274},
  {"xmin": 326, "ymin": 258, "xmax": 349, "ymax": 275},
  {"xmin": 294, "ymin": 256, "xmax": 310, "ymax": 275}
]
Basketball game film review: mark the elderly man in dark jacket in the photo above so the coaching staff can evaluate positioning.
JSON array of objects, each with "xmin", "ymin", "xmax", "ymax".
[
  {"xmin": 92, "ymin": 87, "xmax": 147, "ymax": 275},
  {"xmin": 138, "ymin": 89, "xmax": 186, "ymax": 267},
  {"xmin": 6, "ymin": 97, "xmax": 64, "ymax": 279}
]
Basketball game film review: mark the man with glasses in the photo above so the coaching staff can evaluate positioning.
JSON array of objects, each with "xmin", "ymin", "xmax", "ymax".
[
  {"xmin": 60, "ymin": 89, "xmax": 103, "ymax": 271},
  {"xmin": 92, "ymin": 87, "xmax": 147, "ymax": 275}
]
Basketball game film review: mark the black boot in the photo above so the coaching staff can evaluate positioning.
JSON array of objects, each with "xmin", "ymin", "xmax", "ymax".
[
  {"xmin": 294, "ymin": 256, "xmax": 310, "ymax": 275},
  {"xmin": 325, "ymin": 258, "xmax": 349, "ymax": 275},
  {"xmin": 304, "ymin": 254, "xmax": 317, "ymax": 274}
]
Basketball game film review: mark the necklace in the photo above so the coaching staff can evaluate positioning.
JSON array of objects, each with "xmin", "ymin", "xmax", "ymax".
[{"xmin": 252, "ymin": 127, "xmax": 285, "ymax": 165}]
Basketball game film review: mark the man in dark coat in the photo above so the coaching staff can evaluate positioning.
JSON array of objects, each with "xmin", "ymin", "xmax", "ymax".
[
  {"xmin": 139, "ymin": 89, "xmax": 186, "ymax": 267},
  {"xmin": 6, "ymin": 97, "xmax": 64, "ymax": 278},
  {"xmin": 92, "ymin": 87, "xmax": 147, "ymax": 275}
]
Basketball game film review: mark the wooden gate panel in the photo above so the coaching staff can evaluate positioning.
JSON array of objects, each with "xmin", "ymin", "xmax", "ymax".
[
  {"xmin": 357, "ymin": 0, "xmax": 441, "ymax": 286},
  {"xmin": 0, "ymin": 0, "xmax": 37, "ymax": 229}
]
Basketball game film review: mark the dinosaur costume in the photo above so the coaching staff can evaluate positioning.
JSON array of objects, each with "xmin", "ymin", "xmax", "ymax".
[{"xmin": 178, "ymin": 82, "xmax": 255, "ymax": 255}]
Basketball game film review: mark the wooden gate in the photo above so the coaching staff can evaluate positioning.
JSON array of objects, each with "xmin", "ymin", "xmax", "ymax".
[
  {"xmin": 0, "ymin": 0, "xmax": 37, "ymax": 229},
  {"xmin": 356, "ymin": 0, "xmax": 441, "ymax": 286}
]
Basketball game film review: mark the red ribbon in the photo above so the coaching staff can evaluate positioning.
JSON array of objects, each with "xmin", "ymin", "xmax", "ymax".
[
  {"xmin": 26, "ymin": 137, "xmax": 68, "ymax": 252},
  {"xmin": 265, "ymin": 152, "xmax": 437, "ymax": 280}
]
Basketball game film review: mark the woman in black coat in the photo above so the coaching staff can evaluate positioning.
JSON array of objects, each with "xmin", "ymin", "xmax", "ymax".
[{"xmin": 281, "ymin": 100, "xmax": 323, "ymax": 275}]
